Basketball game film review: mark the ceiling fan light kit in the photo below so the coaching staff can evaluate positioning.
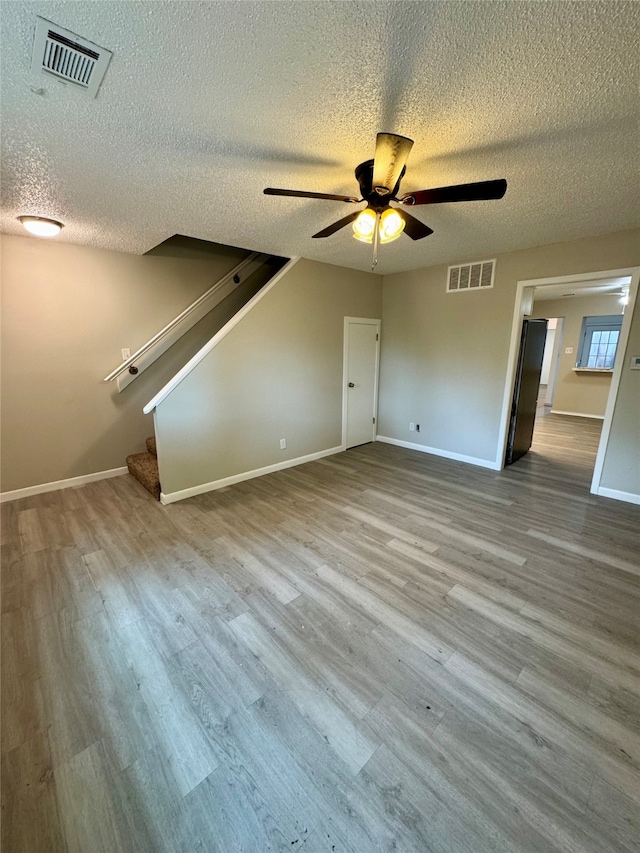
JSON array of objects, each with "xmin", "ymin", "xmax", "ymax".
[
  {"xmin": 352, "ymin": 209, "xmax": 377, "ymax": 243},
  {"xmin": 264, "ymin": 132, "xmax": 507, "ymax": 267},
  {"xmin": 379, "ymin": 208, "xmax": 405, "ymax": 244},
  {"xmin": 353, "ymin": 207, "xmax": 406, "ymax": 247}
]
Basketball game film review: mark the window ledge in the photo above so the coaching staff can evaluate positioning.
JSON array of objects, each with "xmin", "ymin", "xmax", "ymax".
[{"xmin": 572, "ymin": 367, "xmax": 614, "ymax": 374}]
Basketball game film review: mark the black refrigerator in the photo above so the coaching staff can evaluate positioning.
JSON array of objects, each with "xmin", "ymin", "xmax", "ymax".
[{"xmin": 505, "ymin": 319, "xmax": 548, "ymax": 465}]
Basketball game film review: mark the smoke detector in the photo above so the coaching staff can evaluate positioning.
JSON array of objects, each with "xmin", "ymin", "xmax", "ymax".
[{"xmin": 31, "ymin": 17, "xmax": 112, "ymax": 98}]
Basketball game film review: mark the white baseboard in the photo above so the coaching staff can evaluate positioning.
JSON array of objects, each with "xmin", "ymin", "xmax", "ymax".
[
  {"xmin": 595, "ymin": 487, "xmax": 640, "ymax": 505},
  {"xmin": 0, "ymin": 466, "xmax": 128, "ymax": 503},
  {"xmin": 375, "ymin": 435, "xmax": 500, "ymax": 471},
  {"xmin": 550, "ymin": 410, "xmax": 605, "ymax": 420},
  {"xmin": 160, "ymin": 445, "xmax": 345, "ymax": 504}
]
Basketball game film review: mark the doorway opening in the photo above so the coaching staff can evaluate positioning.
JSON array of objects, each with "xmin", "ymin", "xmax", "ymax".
[
  {"xmin": 497, "ymin": 268, "xmax": 639, "ymax": 496},
  {"xmin": 538, "ymin": 317, "xmax": 564, "ymax": 411}
]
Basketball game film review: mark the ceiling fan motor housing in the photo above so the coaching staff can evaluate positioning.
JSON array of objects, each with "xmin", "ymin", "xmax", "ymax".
[{"xmin": 355, "ymin": 159, "xmax": 405, "ymax": 210}]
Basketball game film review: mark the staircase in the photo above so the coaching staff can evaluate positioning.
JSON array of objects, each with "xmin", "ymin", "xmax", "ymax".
[
  {"xmin": 120, "ymin": 250, "xmax": 294, "ymax": 502},
  {"xmin": 126, "ymin": 436, "xmax": 160, "ymax": 500}
]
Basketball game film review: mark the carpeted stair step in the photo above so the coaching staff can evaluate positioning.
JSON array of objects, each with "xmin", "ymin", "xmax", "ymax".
[
  {"xmin": 146, "ymin": 435, "xmax": 157, "ymax": 457},
  {"xmin": 126, "ymin": 451, "xmax": 160, "ymax": 500}
]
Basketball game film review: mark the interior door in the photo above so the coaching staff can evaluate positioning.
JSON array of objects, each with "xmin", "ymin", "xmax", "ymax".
[
  {"xmin": 344, "ymin": 320, "xmax": 380, "ymax": 448},
  {"xmin": 505, "ymin": 318, "xmax": 548, "ymax": 465}
]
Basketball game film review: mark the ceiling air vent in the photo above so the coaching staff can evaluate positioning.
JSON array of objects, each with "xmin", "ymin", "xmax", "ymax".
[
  {"xmin": 447, "ymin": 259, "xmax": 495, "ymax": 293},
  {"xmin": 31, "ymin": 17, "xmax": 112, "ymax": 98}
]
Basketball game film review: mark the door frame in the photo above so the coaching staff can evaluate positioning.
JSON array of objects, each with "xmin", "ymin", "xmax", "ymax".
[
  {"xmin": 544, "ymin": 317, "xmax": 564, "ymax": 407},
  {"xmin": 342, "ymin": 317, "xmax": 381, "ymax": 449},
  {"xmin": 495, "ymin": 266, "xmax": 640, "ymax": 497}
]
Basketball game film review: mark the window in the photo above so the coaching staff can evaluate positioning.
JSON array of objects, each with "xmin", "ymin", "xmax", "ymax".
[{"xmin": 577, "ymin": 314, "xmax": 623, "ymax": 369}]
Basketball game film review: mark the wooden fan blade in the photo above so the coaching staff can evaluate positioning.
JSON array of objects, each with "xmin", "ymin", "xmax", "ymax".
[
  {"xmin": 400, "ymin": 179, "xmax": 507, "ymax": 206},
  {"xmin": 371, "ymin": 133, "xmax": 414, "ymax": 196},
  {"xmin": 312, "ymin": 211, "xmax": 361, "ymax": 238},
  {"xmin": 264, "ymin": 188, "xmax": 360, "ymax": 202},
  {"xmin": 400, "ymin": 211, "xmax": 434, "ymax": 240}
]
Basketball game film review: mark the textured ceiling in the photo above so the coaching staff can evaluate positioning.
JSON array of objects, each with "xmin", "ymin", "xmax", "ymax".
[
  {"xmin": 1, "ymin": 1, "xmax": 639, "ymax": 274},
  {"xmin": 534, "ymin": 276, "xmax": 632, "ymax": 300}
]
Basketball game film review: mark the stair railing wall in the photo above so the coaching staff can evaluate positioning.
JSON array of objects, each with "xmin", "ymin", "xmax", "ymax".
[
  {"xmin": 103, "ymin": 251, "xmax": 267, "ymax": 390},
  {"xmin": 143, "ymin": 256, "xmax": 300, "ymax": 416}
]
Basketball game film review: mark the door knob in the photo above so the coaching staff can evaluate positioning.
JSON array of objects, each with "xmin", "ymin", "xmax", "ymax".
[{"xmin": 348, "ymin": 382, "xmax": 355, "ymax": 387}]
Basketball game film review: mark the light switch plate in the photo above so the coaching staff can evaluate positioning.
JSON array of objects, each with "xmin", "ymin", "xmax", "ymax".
[{"xmin": 631, "ymin": 355, "xmax": 640, "ymax": 370}]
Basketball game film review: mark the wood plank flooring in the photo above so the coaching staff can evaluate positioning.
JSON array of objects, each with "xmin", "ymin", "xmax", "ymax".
[{"xmin": 2, "ymin": 417, "xmax": 639, "ymax": 852}]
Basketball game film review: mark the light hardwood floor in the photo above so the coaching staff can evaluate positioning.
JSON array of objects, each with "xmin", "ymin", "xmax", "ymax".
[{"xmin": 2, "ymin": 418, "xmax": 639, "ymax": 852}]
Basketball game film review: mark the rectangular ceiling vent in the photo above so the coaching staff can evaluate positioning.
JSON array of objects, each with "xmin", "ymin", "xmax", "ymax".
[
  {"xmin": 447, "ymin": 259, "xmax": 495, "ymax": 293},
  {"xmin": 31, "ymin": 17, "xmax": 112, "ymax": 98}
]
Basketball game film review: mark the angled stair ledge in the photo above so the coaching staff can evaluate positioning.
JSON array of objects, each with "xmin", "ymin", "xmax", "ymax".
[{"xmin": 143, "ymin": 256, "xmax": 300, "ymax": 414}]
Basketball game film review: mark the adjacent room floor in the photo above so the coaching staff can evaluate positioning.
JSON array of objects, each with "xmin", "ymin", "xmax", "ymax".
[
  {"xmin": 2, "ymin": 436, "xmax": 639, "ymax": 853},
  {"xmin": 523, "ymin": 399, "xmax": 604, "ymax": 494}
]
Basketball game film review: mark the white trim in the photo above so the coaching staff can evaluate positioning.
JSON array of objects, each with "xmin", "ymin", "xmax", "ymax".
[
  {"xmin": 549, "ymin": 410, "xmax": 605, "ymax": 420},
  {"xmin": 376, "ymin": 435, "xmax": 500, "ymax": 470},
  {"xmin": 342, "ymin": 317, "xmax": 381, "ymax": 449},
  {"xmin": 495, "ymin": 267, "xmax": 639, "ymax": 497},
  {"xmin": 590, "ymin": 270, "xmax": 639, "ymax": 495},
  {"xmin": 0, "ymin": 466, "xmax": 127, "ymax": 503},
  {"xmin": 595, "ymin": 487, "xmax": 640, "ymax": 506},
  {"xmin": 572, "ymin": 368, "xmax": 614, "ymax": 374},
  {"xmin": 495, "ymin": 282, "xmax": 535, "ymax": 469},
  {"xmin": 160, "ymin": 444, "xmax": 344, "ymax": 504},
  {"xmin": 143, "ymin": 256, "xmax": 301, "ymax": 413}
]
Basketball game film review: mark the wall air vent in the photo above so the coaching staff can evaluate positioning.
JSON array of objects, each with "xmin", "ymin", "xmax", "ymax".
[
  {"xmin": 447, "ymin": 259, "xmax": 495, "ymax": 293},
  {"xmin": 31, "ymin": 17, "xmax": 112, "ymax": 98}
]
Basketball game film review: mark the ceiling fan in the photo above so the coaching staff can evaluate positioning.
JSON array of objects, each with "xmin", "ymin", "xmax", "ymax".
[{"xmin": 264, "ymin": 132, "xmax": 507, "ymax": 265}]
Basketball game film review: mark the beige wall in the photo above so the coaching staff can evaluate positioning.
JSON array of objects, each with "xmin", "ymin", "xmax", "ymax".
[
  {"xmin": 154, "ymin": 258, "xmax": 381, "ymax": 496},
  {"xmin": 3, "ymin": 227, "xmax": 637, "ymax": 501},
  {"xmin": 531, "ymin": 293, "xmax": 624, "ymax": 417},
  {"xmin": 0, "ymin": 234, "xmax": 252, "ymax": 492},
  {"xmin": 600, "ymin": 294, "xmax": 640, "ymax": 497},
  {"xmin": 378, "ymin": 228, "xmax": 640, "ymax": 466}
]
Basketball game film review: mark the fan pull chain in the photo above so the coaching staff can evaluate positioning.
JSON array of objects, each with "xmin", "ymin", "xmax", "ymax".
[{"xmin": 371, "ymin": 212, "xmax": 381, "ymax": 271}]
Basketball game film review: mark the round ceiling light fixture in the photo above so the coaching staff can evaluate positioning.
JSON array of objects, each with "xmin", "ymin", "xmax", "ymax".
[{"xmin": 18, "ymin": 215, "xmax": 64, "ymax": 238}]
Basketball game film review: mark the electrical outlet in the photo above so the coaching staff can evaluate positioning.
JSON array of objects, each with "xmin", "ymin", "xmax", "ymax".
[
  {"xmin": 565, "ymin": 347, "xmax": 573, "ymax": 355},
  {"xmin": 409, "ymin": 422, "xmax": 415, "ymax": 431},
  {"xmin": 416, "ymin": 424, "xmax": 420, "ymax": 432},
  {"xmin": 279, "ymin": 439, "xmax": 286, "ymax": 450},
  {"xmin": 121, "ymin": 348, "xmax": 131, "ymax": 360}
]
